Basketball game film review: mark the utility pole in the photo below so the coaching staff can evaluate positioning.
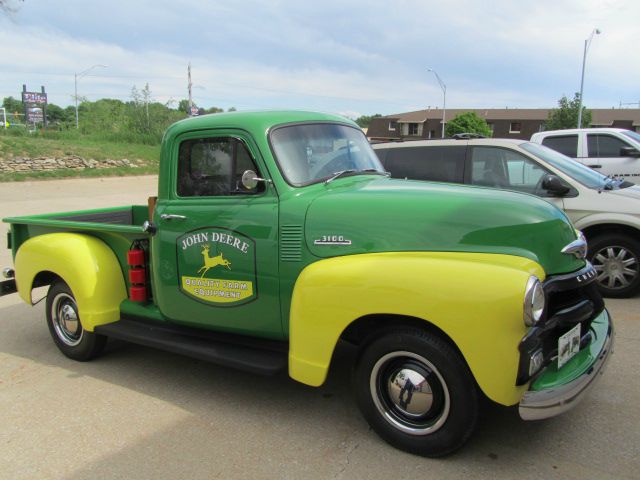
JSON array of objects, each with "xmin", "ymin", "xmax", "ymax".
[
  {"xmin": 188, "ymin": 62, "xmax": 193, "ymax": 115},
  {"xmin": 577, "ymin": 28, "xmax": 601, "ymax": 129}
]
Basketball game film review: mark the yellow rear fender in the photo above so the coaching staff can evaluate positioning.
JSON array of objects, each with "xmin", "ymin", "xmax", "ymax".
[
  {"xmin": 288, "ymin": 252, "xmax": 545, "ymax": 406},
  {"xmin": 14, "ymin": 233, "xmax": 127, "ymax": 331}
]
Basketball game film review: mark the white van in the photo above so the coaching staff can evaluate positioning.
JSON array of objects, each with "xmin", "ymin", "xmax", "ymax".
[
  {"xmin": 373, "ymin": 138, "xmax": 640, "ymax": 298},
  {"xmin": 531, "ymin": 128, "xmax": 640, "ymax": 181}
]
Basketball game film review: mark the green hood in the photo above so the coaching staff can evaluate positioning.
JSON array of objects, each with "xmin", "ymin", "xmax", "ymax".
[{"xmin": 305, "ymin": 178, "xmax": 584, "ymax": 275}]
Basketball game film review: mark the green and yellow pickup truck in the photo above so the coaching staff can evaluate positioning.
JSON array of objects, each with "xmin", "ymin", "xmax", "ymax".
[{"xmin": 1, "ymin": 111, "xmax": 613, "ymax": 456}]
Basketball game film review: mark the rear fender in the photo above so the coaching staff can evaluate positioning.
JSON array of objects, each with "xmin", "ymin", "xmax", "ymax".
[
  {"xmin": 14, "ymin": 233, "xmax": 127, "ymax": 331},
  {"xmin": 288, "ymin": 252, "xmax": 545, "ymax": 406}
]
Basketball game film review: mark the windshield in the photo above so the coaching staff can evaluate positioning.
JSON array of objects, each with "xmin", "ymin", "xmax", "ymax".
[
  {"xmin": 521, "ymin": 142, "xmax": 613, "ymax": 189},
  {"xmin": 270, "ymin": 123, "xmax": 385, "ymax": 186},
  {"xmin": 622, "ymin": 130, "xmax": 640, "ymax": 144}
]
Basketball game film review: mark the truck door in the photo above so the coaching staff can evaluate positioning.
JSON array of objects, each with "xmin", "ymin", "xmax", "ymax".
[
  {"xmin": 151, "ymin": 131, "xmax": 282, "ymax": 339},
  {"xmin": 586, "ymin": 133, "xmax": 638, "ymax": 180}
]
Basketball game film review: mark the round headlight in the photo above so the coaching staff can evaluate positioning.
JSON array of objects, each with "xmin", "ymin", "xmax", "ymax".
[{"xmin": 524, "ymin": 276, "xmax": 545, "ymax": 327}]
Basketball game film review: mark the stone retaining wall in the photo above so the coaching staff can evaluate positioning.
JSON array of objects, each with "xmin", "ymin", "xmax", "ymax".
[{"xmin": 0, "ymin": 156, "xmax": 140, "ymax": 173}]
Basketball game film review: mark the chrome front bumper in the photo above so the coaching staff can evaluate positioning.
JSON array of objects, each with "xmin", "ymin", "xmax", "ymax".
[{"xmin": 519, "ymin": 312, "xmax": 613, "ymax": 421}]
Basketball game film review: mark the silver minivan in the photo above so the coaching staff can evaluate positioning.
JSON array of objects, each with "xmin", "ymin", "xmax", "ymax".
[
  {"xmin": 373, "ymin": 138, "xmax": 640, "ymax": 297},
  {"xmin": 531, "ymin": 128, "xmax": 640, "ymax": 181}
]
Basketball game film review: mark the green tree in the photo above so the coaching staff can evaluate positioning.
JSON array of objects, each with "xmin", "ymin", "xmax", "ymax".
[
  {"xmin": 2, "ymin": 96, "xmax": 23, "ymax": 114},
  {"xmin": 45, "ymin": 103, "xmax": 66, "ymax": 124},
  {"xmin": 546, "ymin": 93, "xmax": 591, "ymax": 129},
  {"xmin": 354, "ymin": 114, "xmax": 381, "ymax": 128},
  {"xmin": 445, "ymin": 112, "xmax": 492, "ymax": 137}
]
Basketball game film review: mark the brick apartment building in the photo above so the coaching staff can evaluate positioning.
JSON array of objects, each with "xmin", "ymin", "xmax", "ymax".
[{"xmin": 366, "ymin": 108, "xmax": 640, "ymax": 141}]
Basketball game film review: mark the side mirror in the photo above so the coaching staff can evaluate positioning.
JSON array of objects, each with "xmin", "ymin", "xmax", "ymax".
[
  {"xmin": 241, "ymin": 170, "xmax": 259, "ymax": 190},
  {"xmin": 541, "ymin": 174, "xmax": 570, "ymax": 196},
  {"xmin": 241, "ymin": 170, "xmax": 272, "ymax": 190},
  {"xmin": 620, "ymin": 146, "xmax": 640, "ymax": 158}
]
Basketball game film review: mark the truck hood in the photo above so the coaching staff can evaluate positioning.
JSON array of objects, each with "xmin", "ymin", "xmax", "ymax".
[{"xmin": 305, "ymin": 178, "xmax": 584, "ymax": 275}]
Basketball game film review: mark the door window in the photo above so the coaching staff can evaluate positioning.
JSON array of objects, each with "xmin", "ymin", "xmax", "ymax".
[
  {"xmin": 541, "ymin": 135, "xmax": 579, "ymax": 157},
  {"xmin": 470, "ymin": 147, "xmax": 549, "ymax": 195},
  {"xmin": 384, "ymin": 146, "xmax": 465, "ymax": 183},
  {"xmin": 587, "ymin": 134, "xmax": 629, "ymax": 157},
  {"xmin": 177, "ymin": 138, "xmax": 261, "ymax": 197}
]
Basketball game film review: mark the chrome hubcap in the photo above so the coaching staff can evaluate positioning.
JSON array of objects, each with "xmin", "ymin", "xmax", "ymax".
[
  {"xmin": 370, "ymin": 351, "xmax": 450, "ymax": 436},
  {"xmin": 387, "ymin": 368, "xmax": 433, "ymax": 417},
  {"xmin": 51, "ymin": 293, "xmax": 83, "ymax": 346},
  {"xmin": 593, "ymin": 245, "xmax": 638, "ymax": 290}
]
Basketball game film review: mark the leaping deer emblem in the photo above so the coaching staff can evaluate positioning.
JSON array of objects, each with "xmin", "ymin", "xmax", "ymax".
[{"xmin": 197, "ymin": 244, "xmax": 231, "ymax": 278}]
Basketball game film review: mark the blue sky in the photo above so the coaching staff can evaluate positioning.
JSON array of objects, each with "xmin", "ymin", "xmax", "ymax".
[{"xmin": 1, "ymin": 0, "xmax": 638, "ymax": 119}]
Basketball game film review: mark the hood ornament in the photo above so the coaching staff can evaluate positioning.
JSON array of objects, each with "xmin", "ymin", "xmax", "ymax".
[{"xmin": 562, "ymin": 237, "xmax": 588, "ymax": 260}]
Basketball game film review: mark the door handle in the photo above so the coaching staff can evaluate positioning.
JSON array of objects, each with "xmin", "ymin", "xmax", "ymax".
[
  {"xmin": 587, "ymin": 165, "xmax": 602, "ymax": 169},
  {"xmin": 160, "ymin": 214, "xmax": 187, "ymax": 221}
]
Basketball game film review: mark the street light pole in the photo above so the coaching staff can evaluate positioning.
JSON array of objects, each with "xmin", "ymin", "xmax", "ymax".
[
  {"xmin": 74, "ymin": 64, "xmax": 107, "ymax": 129},
  {"xmin": 428, "ymin": 68, "xmax": 446, "ymax": 138},
  {"xmin": 577, "ymin": 28, "xmax": 601, "ymax": 129}
]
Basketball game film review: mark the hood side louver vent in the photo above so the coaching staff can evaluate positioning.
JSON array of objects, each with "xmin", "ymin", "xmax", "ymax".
[{"xmin": 280, "ymin": 225, "xmax": 303, "ymax": 262}]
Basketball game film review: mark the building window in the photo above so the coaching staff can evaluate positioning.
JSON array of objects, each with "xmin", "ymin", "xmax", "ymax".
[
  {"xmin": 509, "ymin": 122, "xmax": 522, "ymax": 134},
  {"xmin": 388, "ymin": 121, "xmax": 397, "ymax": 131},
  {"xmin": 408, "ymin": 123, "xmax": 419, "ymax": 135},
  {"xmin": 486, "ymin": 123, "xmax": 495, "ymax": 135}
]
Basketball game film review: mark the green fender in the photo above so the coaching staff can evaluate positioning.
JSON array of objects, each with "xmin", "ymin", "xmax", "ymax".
[{"xmin": 14, "ymin": 233, "xmax": 127, "ymax": 331}]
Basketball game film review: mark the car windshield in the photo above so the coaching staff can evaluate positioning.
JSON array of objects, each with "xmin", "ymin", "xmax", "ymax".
[
  {"xmin": 622, "ymin": 130, "xmax": 640, "ymax": 144},
  {"xmin": 270, "ymin": 123, "xmax": 385, "ymax": 186},
  {"xmin": 521, "ymin": 142, "xmax": 622, "ymax": 190}
]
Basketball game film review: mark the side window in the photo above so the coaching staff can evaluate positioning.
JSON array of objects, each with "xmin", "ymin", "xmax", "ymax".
[
  {"xmin": 541, "ymin": 135, "xmax": 578, "ymax": 157},
  {"xmin": 177, "ymin": 138, "xmax": 261, "ymax": 197},
  {"xmin": 471, "ymin": 147, "xmax": 549, "ymax": 195},
  {"xmin": 587, "ymin": 134, "xmax": 628, "ymax": 157},
  {"xmin": 385, "ymin": 146, "xmax": 465, "ymax": 183}
]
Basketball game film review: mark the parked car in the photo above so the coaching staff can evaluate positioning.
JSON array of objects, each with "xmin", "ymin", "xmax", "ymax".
[
  {"xmin": 0, "ymin": 111, "xmax": 611, "ymax": 457},
  {"xmin": 373, "ymin": 138, "xmax": 640, "ymax": 298},
  {"xmin": 530, "ymin": 128, "xmax": 640, "ymax": 181}
]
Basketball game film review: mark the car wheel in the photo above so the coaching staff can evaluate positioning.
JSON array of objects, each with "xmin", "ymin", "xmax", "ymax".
[
  {"xmin": 46, "ymin": 280, "xmax": 107, "ymax": 361},
  {"xmin": 353, "ymin": 327, "xmax": 478, "ymax": 457},
  {"xmin": 588, "ymin": 234, "xmax": 640, "ymax": 298}
]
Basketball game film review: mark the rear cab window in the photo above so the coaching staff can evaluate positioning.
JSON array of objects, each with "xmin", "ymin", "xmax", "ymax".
[
  {"xmin": 381, "ymin": 145, "xmax": 466, "ymax": 183},
  {"xmin": 541, "ymin": 135, "xmax": 579, "ymax": 158}
]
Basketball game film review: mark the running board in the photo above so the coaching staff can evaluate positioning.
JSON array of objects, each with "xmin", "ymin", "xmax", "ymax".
[{"xmin": 95, "ymin": 317, "xmax": 288, "ymax": 376}]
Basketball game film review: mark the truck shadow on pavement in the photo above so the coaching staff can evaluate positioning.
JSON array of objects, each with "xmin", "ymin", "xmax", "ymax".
[{"xmin": 0, "ymin": 301, "xmax": 622, "ymax": 479}]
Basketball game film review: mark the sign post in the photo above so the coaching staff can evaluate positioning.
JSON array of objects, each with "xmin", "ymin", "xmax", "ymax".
[{"xmin": 21, "ymin": 85, "xmax": 48, "ymax": 129}]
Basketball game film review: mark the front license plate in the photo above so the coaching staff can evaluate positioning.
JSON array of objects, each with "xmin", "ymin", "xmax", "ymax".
[{"xmin": 558, "ymin": 323, "xmax": 581, "ymax": 369}]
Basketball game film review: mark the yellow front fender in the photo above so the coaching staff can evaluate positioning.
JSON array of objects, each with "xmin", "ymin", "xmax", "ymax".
[
  {"xmin": 289, "ymin": 252, "xmax": 546, "ymax": 406},
  {"xmin": 14, "ymin": 233, "xmax": 127, "ymax": 331}
]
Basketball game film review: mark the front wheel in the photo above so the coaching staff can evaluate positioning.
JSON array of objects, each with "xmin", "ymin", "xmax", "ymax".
[
  {"xmin": 588, "ymin": 233, "xmax": 640, "ymax": 298},
  {"xmin": 353, "ymin": 328, "xmax": 478, "ymax": 457},
  {"xmin": 46, "ymin": 280, "xmax": 107, "ymax": 361}
]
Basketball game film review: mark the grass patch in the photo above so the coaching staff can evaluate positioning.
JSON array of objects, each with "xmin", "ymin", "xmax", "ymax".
[
  {"xmin": 0, "ymin": 132, "xmax": 160, "ymax": 181},
  {"xmin": 0, "ymin": 164, "xmax": 158, "ymax": 182},
  {"xmin": 0, "ymin": 134, "xmax": 160, "ymax": 162}
]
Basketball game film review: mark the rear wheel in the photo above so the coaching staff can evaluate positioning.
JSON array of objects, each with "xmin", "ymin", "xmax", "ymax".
[
  {"xmin": 588, "ymin": 234, "xmax": 640, "ymax": 298},
  {"xmin": 46, "ymin": 280, "xmax": 106, "ymax": 361},
  {"xmin": 353, "ymin": 327, "xmax": 478, "ymax": 457}
]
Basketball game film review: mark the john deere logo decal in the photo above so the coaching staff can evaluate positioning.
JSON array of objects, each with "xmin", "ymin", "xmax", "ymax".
[{"xmin": 178, "ymin": 228, "xmax": 257, "ymax": 305}]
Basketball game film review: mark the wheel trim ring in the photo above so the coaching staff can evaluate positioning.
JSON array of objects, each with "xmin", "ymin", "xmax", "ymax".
[
  {"xmin": 592, "ymin": 245, "xmax": 639, "ymax": 289},
  {"xmin": 50, "ymin": 292, "xmax": 83, "ymax": 347},
  {"xmin": 369, "ymin": 351, "xmax": 451, "ymax": 436}
]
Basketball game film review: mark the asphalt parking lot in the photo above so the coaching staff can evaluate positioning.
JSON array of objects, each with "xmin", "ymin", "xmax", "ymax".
[{"xmin": 0, "ymin": 177, "xmax": 638, "ymax": 480}]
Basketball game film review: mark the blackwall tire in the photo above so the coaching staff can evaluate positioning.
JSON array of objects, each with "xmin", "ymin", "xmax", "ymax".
[
  {"xmin": 45, "ymin": 280, "xmax": 107, "ymax": 361},
  {"xmin": 353, "ymin": 327, "xmax": 478, "ymax": 457},
  {"xmin": 588, "ymin": 234, "xmax": 640, "ymax": 298}
]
